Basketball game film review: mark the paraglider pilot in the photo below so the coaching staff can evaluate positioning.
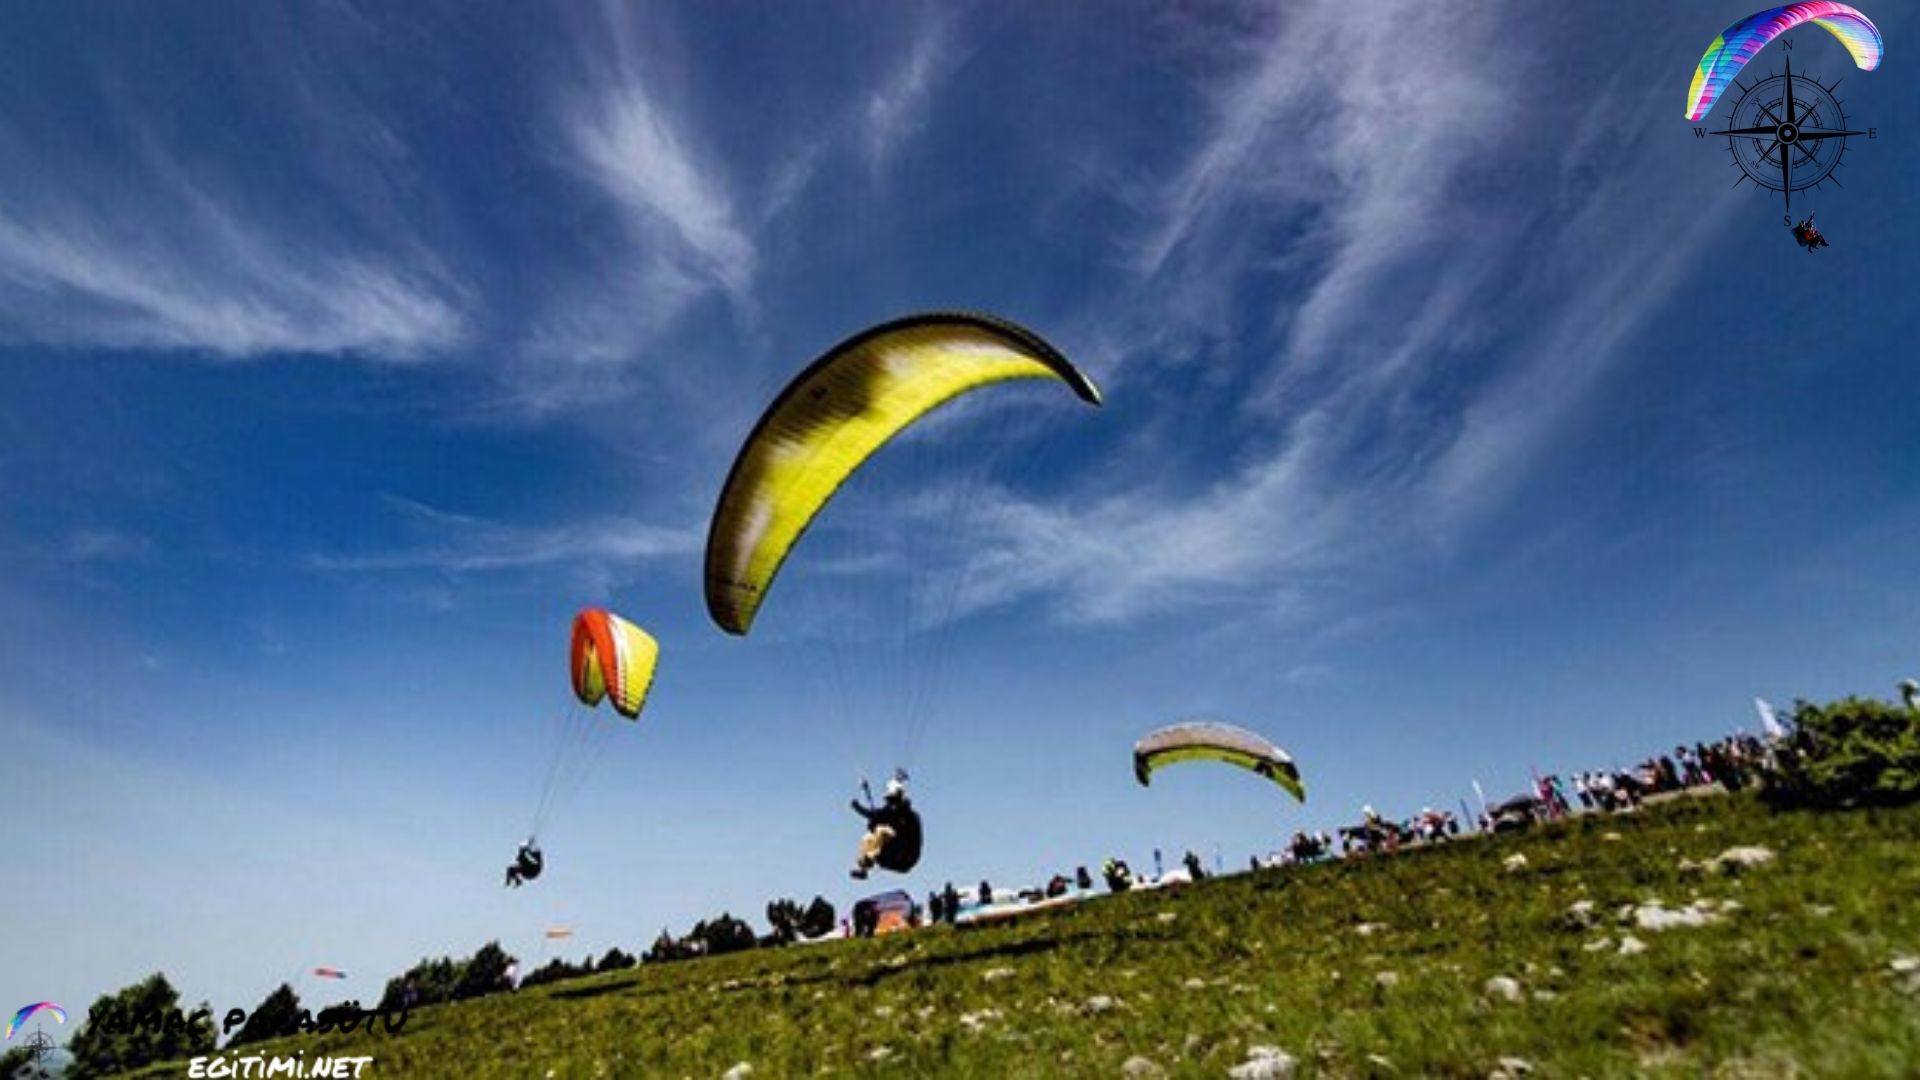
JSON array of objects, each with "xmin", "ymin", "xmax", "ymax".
[
  {"xmin": 850, "ymin": 774, "xmax": 922, "ymax": 879},
  {"xmin": 504, "ymin": 838, "xmax": 544, "ymax": 888},
  {"xmin": 1791, "ymin": 215, "xmax": 1829, "ymax": 252}
]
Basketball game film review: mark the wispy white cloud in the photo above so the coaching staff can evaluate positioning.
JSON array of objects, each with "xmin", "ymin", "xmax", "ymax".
[
  {"xmin": 58, "ymin": 529, "xmax": 153, "ymax": 564},
  {"xmin": 566, "ymin": 83, "xmax": 757, "ymax": 303},
  {"xmin": 761, "ymin": 12, "xmax": 959, "ymax": 222},
  {"xmin": 518, "ymin": 13, "xmax": 761, "ymax": 382},
  {"xmin": 862, "ymin": 20, "xmax": 953, "ymax": 176},
  {"xmin": 962, "ymin": 1, "xmax": 1727, "ymax": 628},
  {"xmin": 0, "ymin": 176, "xmax": 467, "ymax": 361},
  {"xmin": 0, "ymin": 53, "xmax": 471, "ymax": 362},
  {"xmin": 958, "ymin": 411, "xmax": 1371, "ymax": 624},
  {"xmin": 307, "ymin": 496, "xmax": 698, "ymax": 576}
]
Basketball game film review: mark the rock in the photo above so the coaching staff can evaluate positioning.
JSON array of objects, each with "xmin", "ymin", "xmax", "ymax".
[
  {"xmin": 1565, "ymin": 900, "xmax": 1598, "ymax": 928},
  {"xmin": 959, "ymin": 1009, "xmax": 1001, "ymax": 1032},
  {"xmin": 1602, "ymin": 831, "xmax": 1623, "ymax": 842},
  {"xmin": 873, "ymin": 1004, "xmax": 894, "ymax": 1018},
  {"xmin": 1891, "ymin": 955, "xmax": 1920, "ymax": 994},
  {"xmin": 1120, "ymin": 1056, "xmax": 1166, "ymax": 1079},
  {"xmin": 1156, "ymin": 911, "xmax": 1179, "ymax": 924},
  {"xmin": 1618, "ymin": 935, "xmax": 1648, "ymax": 956},
  {"xmin": 722, "ymin": 1065, "xmax": 752, "ymax": 1080},
  {"xmin": 1353, "ymin": 922, "xmax": 1387, "ymax": 936},
  {"xmin": 1710, "ymin": 845, "xmax": 1775, "ymax": 873},
  {"xmin": 1583, "ymin": 937, "xmax": 1612, "ymax": 952},
  {"xmin": 1183, "ymin": 978, "xmax": 1207, "ymax": 991},
  {"xmin": 1374, "ymin": 971, "xmax": 1401, "ymax": 990},
  {"xmin": 982, "ymin": 967, "xmax": 1015, "ymax": 982},
  {"xmin": 1228, "ymin": 1046, "xmax": 1298, "ymax": 1079},
  {"xmin": 1502, "ymin": 853, "xmax": 1529, "ymax": 871},
  {"xmin": 1083, "ymin": 995, "xmax": 1120, "ymax": 1015},
  {"xmin": 865, "ymin": 1046, "xmax": 893, "ymax": 1062},
  {"xmin": 1488, "ymin": 1056, "xmax": 1533, "ymax": 1078},
  {"xmin": 1632, "ymin": 900, "xmax": 1721, "ymax": 931},
  {"xmin": 1365, "ymin": 1053, "xmax": 1396, "ymax": 1073},
  {"xmin": 1484, "ymin": 976, "xmax": 1523, "ymax": 1003}
]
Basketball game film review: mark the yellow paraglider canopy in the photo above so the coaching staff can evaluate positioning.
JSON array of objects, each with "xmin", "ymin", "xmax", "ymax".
[{"xmin": 704, "ymin": 312, "xmax": 1101, "ymax": 636}]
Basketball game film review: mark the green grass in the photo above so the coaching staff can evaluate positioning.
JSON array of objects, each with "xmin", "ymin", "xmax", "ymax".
[{"xmin": 128, "ymin": 794, "xmax": 1920, "ymax": 1077}]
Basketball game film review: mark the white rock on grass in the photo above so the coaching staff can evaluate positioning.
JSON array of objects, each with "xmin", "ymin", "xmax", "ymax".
[
  {"xmin": 1503, "ymin": 853, "xmax": 1529, "ymax": 872},
  {"xmin": 1082, "ymin": 995, "xmax": 1121, "ymax": 1015},
  {"xmin": 1565, "ymin": 900, "xmax": 1598, "ymax": 928},
  {"xmin": 1891, "ymin": 955, "xmax": 1920, "ymax": 994},
  {"xmin": 1488, "ymin": 1056, "xmax": 1534, "ymax": 1078},
  {"xmin": 1618, "ymin": 935, "xmax": 1648, "ymax": 956},
  {"xmin": 1374, "ymin": 971, "xmax": 1401, "ymax": 990},
  {"xmin": 1632, "ymin": 900, "xmax": 1721, "ymax": 931},
  {"xmin": 865, "ymin": 1046, "xmax": 893, "ymax": 1062},
  {"xmin": 721, "ymin": 1065, "xmax": 752, "ymax": 1080},
  {"xmin": 982, "ymin": 967, "xmax": 1015, "ymax": 982},
  {"xmin": 1484, "ymin": 976, "xmax": 1523, "ymax": 1003},
  {"xmin": 1227, "ymin": 1046, "xmax": 1297, "ymax": 1079},
  {"xmin": 1709, "ymin": 845, "xmax": 1775, "ymax": 873},
  {"xmin": 1353, "ymin": 922, "xmax": 1387, "ymax": 937},
  {"xmin": 1182, "ymin": 977, "xmax": 1207, "ymax": 991},
  {"xmin": 1156, "ymin": 911, "xmax": 1179, "ymax": 924},
  {"xmin": 1120, "ymin": 1056, "xmax": 1166, "ymax": 1079},
  {"xmin": 958, "ymin": 1009, "xmax": 1001, "ymax": 1032},
  {"xmin": 1582, "ymin": 937, "xmax": 1613, "ymax": 952}
]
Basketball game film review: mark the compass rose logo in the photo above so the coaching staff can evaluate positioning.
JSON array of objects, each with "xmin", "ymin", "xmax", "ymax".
[{"xmin": 1694, "ymin": 52, "xmax": 1876, "ymax": 220}]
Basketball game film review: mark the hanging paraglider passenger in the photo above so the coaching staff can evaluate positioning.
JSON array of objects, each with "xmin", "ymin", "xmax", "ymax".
[
  {"xmin": 1791, "ymin": 215, "xmax": 1829, "ymax": 252},
  {"xmin": 504, "ymin": 838, "xmax": 544, "ymax": 888},
  {"xmin": 850, "ymin": 774, "xmax": 922, "ymax": 879}
]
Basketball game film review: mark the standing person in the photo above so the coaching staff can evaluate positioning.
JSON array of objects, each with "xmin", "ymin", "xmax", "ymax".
[
  {"xmin": 978, "ymin": 880, "xmax": 992, "ymax": 907},
  {"xmin": 1153, "ymin": 848, "xmax": 1164, "ymax": 880},
  {"xmin": 1573, "ymin": 773, "xmax": 1593, "ymax": 810},
  {"xmin": 1182, "ymin": 850, "xmax": 1205, "ymax": 881},
  {"xmin": 942, "ymin": 881, "xmax": 961, "ymax": 923}
]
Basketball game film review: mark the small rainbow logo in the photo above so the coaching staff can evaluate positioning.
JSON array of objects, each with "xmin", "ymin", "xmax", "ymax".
[{"xmin": 6, "ymin": 1002, "xmax": 66, "ymax": 1041}]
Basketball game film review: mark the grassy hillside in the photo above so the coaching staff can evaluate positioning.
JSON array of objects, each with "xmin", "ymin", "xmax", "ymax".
[{"xmin": 130, "ymin": 794, "xmax": 1920, "ymax": 1078}]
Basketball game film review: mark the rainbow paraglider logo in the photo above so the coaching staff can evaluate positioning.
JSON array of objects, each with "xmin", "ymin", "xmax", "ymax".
[{"xmin": 5, "ymin": 1002, "xmax": 66, "ymax": 1040}]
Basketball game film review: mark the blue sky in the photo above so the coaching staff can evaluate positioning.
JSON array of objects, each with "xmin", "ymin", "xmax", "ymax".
[{"xmin": 4, "ymin": 0, "xmax": 1917, "ymax": 1026}]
